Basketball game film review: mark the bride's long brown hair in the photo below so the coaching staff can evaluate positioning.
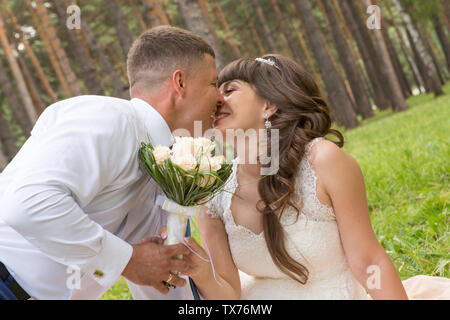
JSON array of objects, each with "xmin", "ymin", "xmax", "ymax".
[{"xmin": 217, "ymin": 54, "xmax": 344, "ymax": 284}]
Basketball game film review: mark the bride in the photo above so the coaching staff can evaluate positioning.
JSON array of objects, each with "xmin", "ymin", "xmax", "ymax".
[{"xmin": 178, "ymin": 54, "xmax": 448, "ymax": 300}]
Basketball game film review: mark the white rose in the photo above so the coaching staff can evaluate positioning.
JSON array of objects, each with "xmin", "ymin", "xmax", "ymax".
[
  {"xmin": 152, "ymin": 145, "xmax": 172, "ymax": 165},
  {"xmin": 171, "ymin": 154, "xmax": 197, "ymax": 171},
  {"xmin": 197, "ymin": 155, "xmax": 225, "ymax": 173},
  {"xmin": 193, "ymin": 137, "xmax": 215, "ymax": 158},
  {"xmin": 211, "ymin": 155, "xmax": 225, "ymax": 171},
  {"xmin": 198, "ymin": 156, "xmax": 212, "ymax": 173},
  {"xmin": 172, "ymin": 136, "xmax": 194, "ymax": 159}
]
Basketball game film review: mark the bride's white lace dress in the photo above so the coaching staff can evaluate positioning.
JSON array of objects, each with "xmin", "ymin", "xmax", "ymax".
[{"xmin": 206, "ymin": 137, "xmax": 370, "ymax": 299}]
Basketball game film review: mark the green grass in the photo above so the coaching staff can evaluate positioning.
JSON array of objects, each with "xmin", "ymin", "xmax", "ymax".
[
  {"xmin": 101, "ymin": 83, "xmax": 449, "ymax": 299},
  {"xmin": 339, "ymin": 83, "xmax": 450, "ymax": 280}
]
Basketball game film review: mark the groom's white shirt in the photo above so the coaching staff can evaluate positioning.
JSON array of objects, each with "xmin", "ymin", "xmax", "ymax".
[{"xmin": 0, "ymin": 95, "xmax": 189, "ymax": 299}]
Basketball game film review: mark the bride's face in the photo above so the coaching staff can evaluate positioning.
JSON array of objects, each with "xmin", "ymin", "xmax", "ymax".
[{"xmin": 214, "ymin": 80, "xmax": 267, "ymax": 132}]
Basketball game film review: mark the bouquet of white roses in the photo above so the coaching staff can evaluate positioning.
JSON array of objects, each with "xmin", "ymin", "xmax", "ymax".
[{"xmin": 138, "ymin": 136, "xmax": 233, "ymax": 291}]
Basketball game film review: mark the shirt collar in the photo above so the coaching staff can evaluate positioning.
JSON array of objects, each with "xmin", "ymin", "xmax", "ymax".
[{"xmin": 129, "ymin": 98, "xmax": 174, "ymax": 147}]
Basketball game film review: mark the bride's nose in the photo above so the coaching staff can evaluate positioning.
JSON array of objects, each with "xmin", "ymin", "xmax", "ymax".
[{"xmin": 216, "ymin": 91, "xmax": 225, "ymax": 106}]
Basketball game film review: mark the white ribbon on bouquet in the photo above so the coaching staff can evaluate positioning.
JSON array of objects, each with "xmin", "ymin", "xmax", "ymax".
[{"xmin": 156, "ymin": 195, "xmax": 222, "ymax": 287}]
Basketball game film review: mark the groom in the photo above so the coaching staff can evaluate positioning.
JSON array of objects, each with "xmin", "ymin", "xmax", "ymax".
[{"xmin": 0, "ymin": 26, "xmax": 222, "ymax": 300}]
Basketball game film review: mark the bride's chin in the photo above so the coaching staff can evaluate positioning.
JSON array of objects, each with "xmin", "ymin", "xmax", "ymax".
[{"xmin": 213, "ymin": 119, "xmax": 234, "ymax": 131}]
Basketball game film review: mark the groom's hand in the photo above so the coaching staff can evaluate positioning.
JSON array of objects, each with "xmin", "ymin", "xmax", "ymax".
[{"xmin": 121, "ymin": 237, "xmax": 191, "ymax": 294}]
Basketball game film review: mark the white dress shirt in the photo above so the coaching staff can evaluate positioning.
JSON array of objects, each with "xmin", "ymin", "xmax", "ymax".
[{"xmin": 0, "ymin": 95, "xmax": 189, "ymax": 299}]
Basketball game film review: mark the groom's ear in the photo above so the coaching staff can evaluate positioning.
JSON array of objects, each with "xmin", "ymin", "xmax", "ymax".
[{"xmin": 172, "ymin": 69, "xmax": 186, "ymax": 97}]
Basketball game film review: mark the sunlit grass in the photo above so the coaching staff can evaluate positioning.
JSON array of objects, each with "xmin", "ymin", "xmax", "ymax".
[{"xmin": 339, "ymin": 82, "xmax": 449, "ymax": 280}]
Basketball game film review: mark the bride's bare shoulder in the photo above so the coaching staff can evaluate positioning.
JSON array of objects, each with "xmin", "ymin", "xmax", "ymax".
[{"xmin": 309, "ymin": 138, "xmax": 362, "ymax": 180}]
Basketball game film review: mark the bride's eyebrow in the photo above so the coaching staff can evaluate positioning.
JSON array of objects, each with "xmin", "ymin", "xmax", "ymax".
[
  {"xmin": 220, "ymin": 80, "xmax": 239, "ymax": 91},
  {"xmin": 226, "ymin": 80, "xmax": 239, "ymax": 87}
]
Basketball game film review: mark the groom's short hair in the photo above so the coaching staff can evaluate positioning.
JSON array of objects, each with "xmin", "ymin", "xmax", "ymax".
[{"xmin": 127, "ymin": 26, "xmax": 215, "ymax": 89}]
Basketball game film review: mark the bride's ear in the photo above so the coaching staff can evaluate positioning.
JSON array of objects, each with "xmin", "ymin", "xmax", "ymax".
[{"xmin": 264, "ymin": 101, "xmax": 278, "ymax": 117}]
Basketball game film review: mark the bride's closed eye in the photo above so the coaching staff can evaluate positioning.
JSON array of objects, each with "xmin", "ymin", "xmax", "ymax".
[{"xmin": 224, "ymin": 88, "xmax": 235, "ymax": 94}]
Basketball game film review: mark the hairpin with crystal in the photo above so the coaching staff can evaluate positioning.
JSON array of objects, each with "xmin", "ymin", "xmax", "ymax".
[{"xmin": 255, "ymin": 57, "xmax": 280, "ymax": 70}]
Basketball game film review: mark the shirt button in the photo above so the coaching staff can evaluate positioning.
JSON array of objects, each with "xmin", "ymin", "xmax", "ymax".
[{"xmin": 93, "ymin": 270, "xmax": 104, "ymax": 278}]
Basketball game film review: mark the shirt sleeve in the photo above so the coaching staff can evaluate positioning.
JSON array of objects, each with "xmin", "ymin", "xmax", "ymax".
[{"xmin": 0, "ymin": 99, "xmax": 137, "ymax": 289}]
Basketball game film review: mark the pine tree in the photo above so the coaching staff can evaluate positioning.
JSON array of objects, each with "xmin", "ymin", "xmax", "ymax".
[{"xmin": 294, "ymin": 0, "xmax": 359, "ymax": 128}]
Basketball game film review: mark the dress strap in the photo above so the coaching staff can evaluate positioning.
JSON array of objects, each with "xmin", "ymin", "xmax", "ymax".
[{"xmin": 305, "ymin": 137, "xmax": 324, "ymax": 156}]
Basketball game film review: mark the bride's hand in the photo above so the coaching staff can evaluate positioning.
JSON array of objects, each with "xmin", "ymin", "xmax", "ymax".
[
  {"xmin": 155, "ymin": 226, "xmax": 213, "ymax": 282},
  {"xmin": 179, "ymin": 237, "xmax": 212, "ymax": 282}
]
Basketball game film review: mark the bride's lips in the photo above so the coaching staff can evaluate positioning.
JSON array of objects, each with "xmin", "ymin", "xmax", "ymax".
[{"xmin": 214, "ymin": 112, "xmax": 230, "ymax": 125}]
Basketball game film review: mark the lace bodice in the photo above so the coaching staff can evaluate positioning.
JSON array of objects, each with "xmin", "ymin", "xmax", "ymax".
[
  {"xmin": 206, "ymin": 137, "xmax": 369, "ymax": 299},
  {"xmin": 207, "ymin": 137, "xmax": 335, "ymax": 225}
]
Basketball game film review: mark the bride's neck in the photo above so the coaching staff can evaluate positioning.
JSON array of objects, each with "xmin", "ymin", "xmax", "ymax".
[
  {"xmin": 238, "ymin": 163, "xmax": 261, "ymax": 179},
  {"xmin": 235, "ymin": 137, "xmax": 263, "ymax": 179}
]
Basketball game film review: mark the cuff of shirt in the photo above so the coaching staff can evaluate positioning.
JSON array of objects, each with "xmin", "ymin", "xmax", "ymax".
[{"xmin": 82, "ymin": 230, "xmax": 133, "ymax": 289}]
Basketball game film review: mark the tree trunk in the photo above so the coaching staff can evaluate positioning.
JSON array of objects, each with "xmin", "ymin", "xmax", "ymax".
[
  {"xmin": 434, "ymin": 15, "xmax": 450, "ymax": 72},
  {"xmin": 212, "ymin": 0, "xmax": 241, "ymax": 59},
  {"xmin": 0, "ymin": 10, "xmax": 37, "ymax": 125},
  {"xmin": 105, "ymin": 0, "xmax": 134, "ymax": 59},
  {"xmin": 445, "ymin": 0, "xmax": 450, "ymax": 28},
  {"xmin": 340, "ymin": 0, "xmax": 390, "ymax": 110},
  {"xmin": 381, "ymin": 25, "xmax": 412, "ymax": 98},
  {"xmin": 143, "ymin": 0, "xmax": 170, "ymax": 27},
  {"xmin": 35, "ymin": 0, "xmax": 82, "ymax": 96},
  {"xmin": 197, "ymin": 0, "xmax": 234, "ymax": 61},
  {"xmin": 53, "ymin": 0, "xmax": 105, "ymax": 96},
  {"xmin": 315, "ymin": 0, "xmax": 356, "ymax": 107},
  {"xmin": 238, "ymin": 0, "xmax": 265, "ymax": 56},
  {"xmin": 0, "ymin": 147, "xmax": 8, "ymax": 172},
  {"xmin": 405, "ymin": 26, "xmax": 433, "ymax": 93},
  {"xmin": 0, "ymin": 109, "xmax": 19, "ymax": 161},
  {"xmin": 17, "ymin": 53, "xmax": 45, "ymax": 116},
  {"xmin": 128, "ymin": 0, "xmax": 148, "ymax": 31},
  {"xmin": 81, "ymin": 18, "xmax": 129, "ymax": 99},
  {"xmin": 294, "ymin": 0, "xmax": 359, "ymax": 129},
  {"xmin": 2, "ymin": 14, "xmax": 45, "ymax": 114},
  {"xmin": 26, "ymin": 0, "xmax": 72, "ymax": 98},
  {"xmin": 410, "ymin": 3, "xmax": 448, "ymax": 84},
  {"xmin": 1, "ymin": 0, "xmax": 58, "ymax": 102},
  {"xmin": 334, "ymin": 0, "xmax": 375, "ymax": 104},
  {"xmin": 421, "ymin": 28, "xmax": 446, "ymax": 84},
  {"xmin": 176, "ymin": 0, "xmax": 227, "ymax": 71},
  {"xmin": 393, "ymin": 0, "xmax": 443, "ymax": 96},
  {"xmin": 363, "ymin": 1, "xmax": 408, "ymax": 112},
  {"xmin": 347, "ymin": 0, "xmax": 396, "ymax": 110},
  {"xmin": 269, "ymin": 0, "xmax": 306, "ymax": 69},
  {"xmin": 320, "ymin": 0, "xmax": 373, "ymax": 119},
  {"xmin": 250, "ymin": 0, "xmax": 277, "ymax": 53},
  {"xmin": 384, "ymin": 2, "xmax": 425, "ymax": 93},
  {"xmin": 290, "ymin": 18, "xmax": 320, "ymax": 83},
  {"xmin": 0, "ymin": 57, "xmax": 33, "ymax": 137}
]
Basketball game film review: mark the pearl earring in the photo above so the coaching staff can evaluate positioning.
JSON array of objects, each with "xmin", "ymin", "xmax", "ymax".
[{"xmin": 264, "ymin": 113, "xmax": 271, "ymax": 129}]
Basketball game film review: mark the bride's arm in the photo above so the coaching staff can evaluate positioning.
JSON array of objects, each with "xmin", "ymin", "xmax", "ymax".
[
  {"xmin": 312, "ymin": 140, "xmax": 408, "ymax": 300},
  {"xmin": 181, "ymin": 210, "xmax": 241, "ymax": 300}
]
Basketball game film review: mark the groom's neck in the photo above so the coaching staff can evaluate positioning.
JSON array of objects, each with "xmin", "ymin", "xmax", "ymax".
[{"xmin": 130, "ymin": 88, "xmax": 177, "ymax": 132}]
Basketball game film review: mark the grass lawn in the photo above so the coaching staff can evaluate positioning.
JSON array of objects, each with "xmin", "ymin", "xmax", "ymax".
[{"xmin": 100, "ymin": 83, "xmax": 449, "ymax": 299}]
